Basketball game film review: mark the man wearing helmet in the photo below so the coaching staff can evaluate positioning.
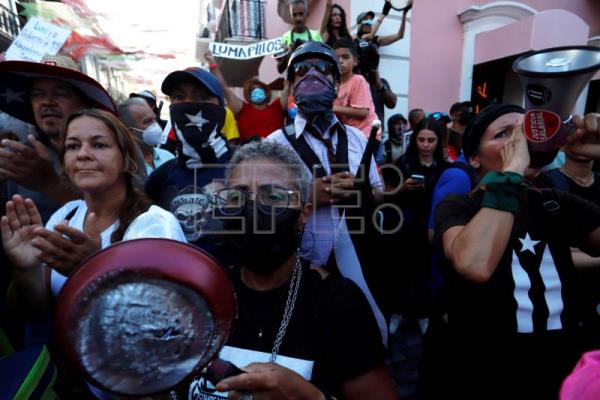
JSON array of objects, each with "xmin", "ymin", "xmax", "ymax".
[{"xmin": 267, "ymin": 41, "xmax": 388, "ymax": 343}]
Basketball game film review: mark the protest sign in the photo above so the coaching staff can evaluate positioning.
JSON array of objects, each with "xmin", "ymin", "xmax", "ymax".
[
  {"xmin": 210, "ymin": 38, "xmax": 283, "ymax": 60},
  {"xmin": 6, "ymin": 17, "xmax": 71, "ymax": 62}
]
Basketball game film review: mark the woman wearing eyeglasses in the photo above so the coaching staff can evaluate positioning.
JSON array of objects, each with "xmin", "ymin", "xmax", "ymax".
[{"xmin": 185, "ymin": 140, "xmax": 397, "ymax": 400}]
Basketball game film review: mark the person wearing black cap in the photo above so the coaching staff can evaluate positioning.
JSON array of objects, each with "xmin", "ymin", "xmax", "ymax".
[
  {"xmin": 145, "ymin": 67, "xmax": 231, "ymax": 260},
  {"xmin": 420, "ymin": 105, "xmax": 600, "ymax": 399},
  {"xmin": 354, "ymin": 1, "xmax": 411, "ymax": 68}
]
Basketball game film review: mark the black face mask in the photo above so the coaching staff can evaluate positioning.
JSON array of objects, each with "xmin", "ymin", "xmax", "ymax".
[
  {"xmin": 221, "ymin": 201, "xmax": 302, "ymax": 276},
  {"xmin": 170, "ymin": 102, "xmax": 228, "ymax": 168}
]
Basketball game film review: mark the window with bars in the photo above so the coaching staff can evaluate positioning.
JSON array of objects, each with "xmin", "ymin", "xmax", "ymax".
[
  {"xmin": 228, "ymin": 0, "xmax": 266, "ymax": 40},
  {"xmin": 0, "ymin": 3, "xmax": 19, "ymax": 39}
]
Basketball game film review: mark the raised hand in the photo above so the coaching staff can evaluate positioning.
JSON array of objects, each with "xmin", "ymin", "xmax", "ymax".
[
  {"xmin": 0, "ymin": 135, "xmax": 55, "ymax": 190},
  {"xmin": 501, "ymin": 123, "xmax": 530, "ymax": 176},
  {"xmin": 566, "ymin": 113, "xmax": 600, "ymax": 160},
  {"xmin": 31, "ymin": 213, "xmax": 102, "ymax": 277},
  {"xmin": 1, "ymin": 195, "xmax": 44, "ymax": 269}
]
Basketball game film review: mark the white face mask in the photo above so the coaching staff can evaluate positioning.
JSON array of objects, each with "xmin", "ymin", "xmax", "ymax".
[{"xmin": 132, "ymin": 122, "xmax": 163, "ymax": 146}]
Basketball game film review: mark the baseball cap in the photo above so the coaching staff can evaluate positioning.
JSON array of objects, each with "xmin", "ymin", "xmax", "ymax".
[
  {"xmin": 356, "ymin": 11, "xmax": 375, "ymax": 25},
  {"xmin": 161, "ymin": 67, "xmax": 224, "ymax": 106},
  {"xmin": 129, "ymin": 90, "xmax": 157, "ymax": 103}
]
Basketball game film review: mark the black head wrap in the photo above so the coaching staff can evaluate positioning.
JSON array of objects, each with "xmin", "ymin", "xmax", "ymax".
[{"xmin": 462, "ymin": 104, "xmax": 524, "ymax": 161}]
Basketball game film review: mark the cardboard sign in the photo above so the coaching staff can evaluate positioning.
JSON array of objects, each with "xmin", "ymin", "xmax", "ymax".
[
  {"xmin": 5, "ymin": 17, "xmax": 71, "ymax": 62},
  {"xmin": 210, "ymin": 38, "xmax": 284, "ymax": 60}
]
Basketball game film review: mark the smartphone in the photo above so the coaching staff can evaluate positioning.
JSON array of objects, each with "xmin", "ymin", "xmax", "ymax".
[{"xmin": 410, "ymin": 174, "xmax": 425, "ymax": 183}]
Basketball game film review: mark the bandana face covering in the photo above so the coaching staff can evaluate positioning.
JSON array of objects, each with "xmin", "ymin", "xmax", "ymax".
[
  {"xmin": 292, "ymin": 69, "xmax": 335, "ymax": 124},
  {"xmin": 170, "ymin": 102, "xmax": 228, "ymax": 168}
]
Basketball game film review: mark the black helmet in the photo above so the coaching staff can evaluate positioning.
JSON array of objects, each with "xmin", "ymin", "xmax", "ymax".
[{"xmin": 287, "ymin": 41, "xmax": 341, "ymax": 82}]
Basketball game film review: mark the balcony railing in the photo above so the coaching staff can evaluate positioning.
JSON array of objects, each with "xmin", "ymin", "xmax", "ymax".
[
  {"xmin": 228, "ymin": 0, "xmax": 266, "ymax": 41},
  {"xmin": 0, "ymin": 3, "xmax": 20, "ymax": 39}
]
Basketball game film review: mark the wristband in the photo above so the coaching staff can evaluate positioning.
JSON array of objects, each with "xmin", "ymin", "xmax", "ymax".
[
  {"xmin": 208, "ymin": 63, "xmax": 218, "ymax": 70},
  {"xmin": 480, "ymin": 171, "xmax": 524, "ymax": 213}
]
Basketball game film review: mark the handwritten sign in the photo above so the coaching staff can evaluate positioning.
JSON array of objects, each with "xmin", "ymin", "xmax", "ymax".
[
  {"xmin": 210, "ymin": 38, "xmax": 283, "ymax": 60},
  {"xmin": 5, "ymin": 17, "xmax": 71, "ymax": 62}
]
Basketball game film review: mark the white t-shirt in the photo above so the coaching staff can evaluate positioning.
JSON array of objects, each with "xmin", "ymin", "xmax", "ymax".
[{"xmin": 48, "ymin": 200, "xmax": 187, "ymax": 296}]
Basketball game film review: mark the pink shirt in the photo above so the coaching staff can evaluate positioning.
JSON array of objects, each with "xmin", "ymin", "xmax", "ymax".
[{"xmin": 334, "ymin": 74, "xmax": 380, "ymax": 140}]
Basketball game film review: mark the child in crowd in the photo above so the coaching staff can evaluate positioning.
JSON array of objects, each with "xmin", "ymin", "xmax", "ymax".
[{"xmin": 333, "ymin": 38, "xmax": 379, "ymax": 139}]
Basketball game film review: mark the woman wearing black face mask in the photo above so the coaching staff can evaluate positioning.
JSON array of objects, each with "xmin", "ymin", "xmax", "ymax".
[{"xmin": 187, "ymin": 141, "xmax": 398, "ymax": 400}]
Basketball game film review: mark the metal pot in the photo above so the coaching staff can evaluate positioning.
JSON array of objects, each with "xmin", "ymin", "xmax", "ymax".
[{"xmin": 54, "ymin": 238, "xmax": 236, "ymax": 398}]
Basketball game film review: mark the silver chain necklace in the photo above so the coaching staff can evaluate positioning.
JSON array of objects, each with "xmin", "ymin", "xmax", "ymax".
[{"xmin": 269, "ymin": 255, "xmax": 303, "ymax": 362}]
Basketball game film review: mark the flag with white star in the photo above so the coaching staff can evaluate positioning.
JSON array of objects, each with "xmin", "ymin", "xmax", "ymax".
[
  {"xmin": 169, "ymin": 102, "xmax": 227, "ymax": 166},
  {"xmin": 0, "ymin": 71, "xmax": 35, "ymax": 124},
  {"xmin": 0, "ymin": 60, "xmax": 116, "ymax": 125}
]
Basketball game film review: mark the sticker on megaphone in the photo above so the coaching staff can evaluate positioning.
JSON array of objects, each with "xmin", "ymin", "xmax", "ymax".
[{"xmin": 523, "ymin": 109, "xmax": 561, "ymax": 143}]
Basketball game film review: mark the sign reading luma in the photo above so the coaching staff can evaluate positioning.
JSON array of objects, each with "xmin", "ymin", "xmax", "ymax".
[{"xmin": 210, "ymin": 38, "xmax": 284, "ymax": 60}]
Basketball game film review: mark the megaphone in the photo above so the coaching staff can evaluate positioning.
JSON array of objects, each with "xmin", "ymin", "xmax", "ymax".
[{"xmin": 512, "ymin": 45, "xmax": 600, "ymax": 167}]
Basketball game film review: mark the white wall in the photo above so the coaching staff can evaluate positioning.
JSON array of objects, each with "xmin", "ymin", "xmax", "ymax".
[{"xmin": 350, "ymin": 0, "xmax": 412, "ymax": 124}]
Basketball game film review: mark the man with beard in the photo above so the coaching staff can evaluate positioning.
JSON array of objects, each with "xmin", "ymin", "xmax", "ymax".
[
  {"xmin": 187, "ymin": 140, "xmax": 398, "ymax": 400},
  {"xmin": 0, "ymin": 55, "xmax": 116, "ymax": 223},
  {"xmin": 266, "ymin": 41, "xmax": 388, "ymax": 343},
  {"xmin": 145, "ymin": 67, "xmax": 230, "ymax": 261}
]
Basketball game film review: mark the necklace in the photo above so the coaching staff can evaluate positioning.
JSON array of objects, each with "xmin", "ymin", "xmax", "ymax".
[
  {"xmin": 269, "ymin": 256, "xmax": 302, "ymax": 361},
  {"xmin": 240, "ymin": 256, "xmax": 303, "ymax": 362},
  {"xmin": 559, "ymin": 167, "xmax": 594, "ymax": 187}
]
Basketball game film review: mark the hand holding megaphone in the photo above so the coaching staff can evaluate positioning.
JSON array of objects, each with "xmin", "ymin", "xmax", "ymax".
[
  {"xmin": 513, "ymin": 46, "xmax": 600, "ymax": 167},
  {"xmin": 564, "ymin": 113, "xmax": 600, "ymax": 160}
]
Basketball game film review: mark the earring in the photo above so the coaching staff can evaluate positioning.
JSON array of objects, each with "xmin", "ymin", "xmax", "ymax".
[{"xmin": 298, "ymin": 229, "xmax": 316, "ymax": 259}]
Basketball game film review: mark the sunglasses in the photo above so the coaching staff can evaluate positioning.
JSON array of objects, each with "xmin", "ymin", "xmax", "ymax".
[{"xmin": 293, "ymin": 60, "xmax": 335, "ymax": 78}]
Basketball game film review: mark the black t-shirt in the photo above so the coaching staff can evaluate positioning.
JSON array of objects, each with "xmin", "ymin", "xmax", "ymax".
[
  {"xmin": 145, "ymin": 158, "xmax": 233, "ymax": 265},
  {"xmin": 535, "ymin": 169, "xmax": 600, "ymax": 207},
  {"xmin": 187, "ymin": 265, "xmax": 386, "ymax": 399},
  {"xmin": 431, "ymin": 187, "xmax": 600, "ymax": 397}
]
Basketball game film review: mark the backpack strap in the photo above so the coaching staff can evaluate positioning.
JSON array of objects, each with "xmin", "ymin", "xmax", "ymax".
[{"xmin": 282, "ymin": 123, "xmax": 350, "ymax": 178}]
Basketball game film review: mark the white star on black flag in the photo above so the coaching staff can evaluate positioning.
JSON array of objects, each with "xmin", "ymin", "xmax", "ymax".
[
  {"xmin": 0, "ymin": 87, "xmax": 25, "ymax": 104},
  {"xmin": 185, "ymin": 110, "xmax": 210, "ymax": 129}
]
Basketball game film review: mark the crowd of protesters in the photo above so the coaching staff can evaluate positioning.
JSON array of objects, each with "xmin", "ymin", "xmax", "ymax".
[{"xmin": 0, "ymin": 0, "xmax": 599, "ymax": 399}]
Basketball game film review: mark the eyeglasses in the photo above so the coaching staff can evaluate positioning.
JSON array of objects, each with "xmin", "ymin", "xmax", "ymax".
[
  {"xmin": 292, "ymin": 60, "xmax": 335, "ymax": 78},
  {"xmin": 214, "ymin": 186, "xmax": 301, "ymax": 215}
]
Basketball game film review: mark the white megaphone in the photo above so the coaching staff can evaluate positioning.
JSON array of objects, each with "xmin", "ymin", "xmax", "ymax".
[{"xmin": 513, "ymin": 45, "xmax": 600, "ymax": 167}]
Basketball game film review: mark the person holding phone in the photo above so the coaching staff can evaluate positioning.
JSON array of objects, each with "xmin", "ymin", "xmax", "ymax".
[{"xmin": 387, "ymin": 117, "xmax": 449, "ymax": 327}]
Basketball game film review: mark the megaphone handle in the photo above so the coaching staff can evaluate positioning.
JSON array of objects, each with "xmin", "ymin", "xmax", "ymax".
[{"xmin": 561, "ymin": 115, "xmax": 577, "ymax": 142}]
